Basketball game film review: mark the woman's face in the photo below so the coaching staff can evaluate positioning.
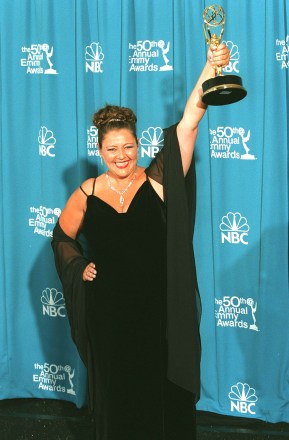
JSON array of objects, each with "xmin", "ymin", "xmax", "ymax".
[{"xmin": 100, "ymin": 129, "xmax": 138, "ymax": 179}]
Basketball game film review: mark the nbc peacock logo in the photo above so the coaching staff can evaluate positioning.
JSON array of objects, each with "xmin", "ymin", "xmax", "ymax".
[
  {"xmin": 220, "ymin": 212, "xmax": 250, "ymax": 245},
  {"xmin": 41, "ymin": 288, "xmax": 66, "ymax": 318},
  {"xmin": 38, "ymin": 126, "xmax": 56, "ymax": 157},
  {"xmin": 140, "ymin": 127, "xmax": 164, "ymax": 158},
  {"xmin": 229, "ymin": 382, "xmax": 258, "ymax": 415},
  {"xmin": 222, "ymin": 40, "xmax": 240, "ymax": 74},
  {"xmin": 85, "ymin": 42, "xmax": 104, "ymax": 73}
]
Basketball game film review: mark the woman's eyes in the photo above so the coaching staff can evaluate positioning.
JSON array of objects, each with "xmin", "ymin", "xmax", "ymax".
[{"xmin": 107, "ymin": 145, "xmax": 134, "ymax": 152}]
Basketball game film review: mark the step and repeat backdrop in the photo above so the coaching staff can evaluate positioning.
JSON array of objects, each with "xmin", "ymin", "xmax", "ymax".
[{"xmin": 0, "ymin": 0, "xmax": 288, "ymax": 423}]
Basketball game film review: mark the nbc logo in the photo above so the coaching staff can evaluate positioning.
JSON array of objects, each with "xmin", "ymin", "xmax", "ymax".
[
  {"xmin": 41, "ymin": 288, "xmax": 66, "ymax": 318},
  {"xmin": 222, "ymin": 41, "xmax": 240, "ymax": 74},
  {"xmin": 229, "ymin": 382, "xmax": 258, "ymax": 415},
  {"xmin": 140, "ymin": 127, "xmax": 164, "ymax": 158},
  {"xmin": 85, "ymin": 42, "xmax": 104, "ymax": 73},
  {"xmin": 220, "ymin": 212, "xmax": 250, "ymax": 245},
  {"xmin": 38, "ymin": 126, "xmax": 56, "ymax": 157}
]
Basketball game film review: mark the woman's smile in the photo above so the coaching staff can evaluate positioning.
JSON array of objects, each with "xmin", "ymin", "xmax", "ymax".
[{"xmin": 115, "ymin": 160, "xmax": 130, "ymax": 169}]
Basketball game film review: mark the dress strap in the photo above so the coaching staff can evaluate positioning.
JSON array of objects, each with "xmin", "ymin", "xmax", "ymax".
[
  {"xmin": 80, "ymin": 178, "xmax": 97, "ymax": 196},
  {"xmin": 79, "ymin": 185, "xmax": 88, "ymax": 196},
  {"xmin": 92, "ymin": 178, "xmax": 97, "ymax": 195}
]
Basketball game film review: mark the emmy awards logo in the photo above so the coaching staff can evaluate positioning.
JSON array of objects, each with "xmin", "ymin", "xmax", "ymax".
[
  {"xmin": 247, "ymin": 298, "xmax": 259, "ymax": 332},
  {"xmin": 42, "ymin": 44, "xmax": 58, "ymax": 74},
  {"xmin": 201, "ymin": 5, "xmax": 246, "ymax": 105},
  {"xmin": 239, "ymin": 128, "xmax": 256, "ymax": 160},
  {"xmin": 158, "ymin": 40, "xmax": 173, "ymax": 71},
  {"xmin": 65, "ymin": 366, "xmax": 76, "ymax": 395}
]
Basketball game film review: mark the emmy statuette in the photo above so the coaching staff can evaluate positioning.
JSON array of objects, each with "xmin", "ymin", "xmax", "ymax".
[{"xmin": 202, "ymin": 4, "xmax": 247, "ymax": 106}]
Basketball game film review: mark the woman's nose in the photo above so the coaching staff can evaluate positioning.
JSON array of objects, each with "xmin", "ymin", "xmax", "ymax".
[{"xmin": 117, "ymin": 148, "xmax": 125, "ymax": 158}]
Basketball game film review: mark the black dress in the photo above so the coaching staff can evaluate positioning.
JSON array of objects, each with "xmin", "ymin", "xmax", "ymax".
[
  {"xmin": 51, "ymin": 125, "xmax": 200, "ymax": 440},
  {"xmin": 81, "ymin": 177, "xmax": 196, "ymax": 440}
]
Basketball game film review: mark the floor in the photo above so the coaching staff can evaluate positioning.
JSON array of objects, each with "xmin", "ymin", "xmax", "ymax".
[{"xmin": 0, "ymin": 398, "xmax": 288, "ymax": 440}]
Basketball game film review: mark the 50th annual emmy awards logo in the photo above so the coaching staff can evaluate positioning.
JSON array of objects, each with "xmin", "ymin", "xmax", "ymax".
[
  {"xmin": 128, "ymin": 39, "xmax": 173, "ymax": 72},
  {"xmin": 28, "ymin": 206, "xmax": 61, "ymax": 238},
  {"xmin": 21, "ymin": 43, "xmax": 58, "ymax": 74},
  {"xmin": 33, "ymin": 363, "xmax": 76, "ymax": 395},
  {"xmin": 209, "ymin": 126, "xmax": 257, "ymax": 160},
  {"xmin": 215, "ymin": 295, "xmax": 260, "ymax": 331}
]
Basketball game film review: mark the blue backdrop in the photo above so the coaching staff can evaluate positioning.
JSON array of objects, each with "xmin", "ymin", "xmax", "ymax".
[{"xmin": 0, "ymin": 0, "xmax": 288, "ymax": 424}]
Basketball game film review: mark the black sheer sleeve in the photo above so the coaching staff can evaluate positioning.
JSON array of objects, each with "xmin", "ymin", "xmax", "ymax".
[
  {"xmin": 155, "ymin": 123, "xmax": 201, "ymax": 400},
  {"xmin": 51, "ymin": 221, "xmax": 89, "ymax": 365},
  {"xmin": 145, "ymin": 123, "xmax": 179, "ymax": 187},
  {"xmin": 145, "ymin": 147, "xmax": 164, "ymax": 185}
]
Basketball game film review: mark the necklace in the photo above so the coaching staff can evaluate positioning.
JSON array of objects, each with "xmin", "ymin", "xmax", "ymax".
[{"xmin": 105, "ymin": 171, "xmax": 137, "ymax": 206}]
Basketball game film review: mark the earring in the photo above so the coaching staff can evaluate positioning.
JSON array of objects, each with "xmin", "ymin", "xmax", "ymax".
[{"xmin": 100, "ymin": 155, "xmax": 103, "ymax": 165}]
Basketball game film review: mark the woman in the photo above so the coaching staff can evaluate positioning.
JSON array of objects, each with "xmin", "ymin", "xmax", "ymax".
[{"xmin": 52, "ymin": 44, "xmax": 229, "ymax": 440}]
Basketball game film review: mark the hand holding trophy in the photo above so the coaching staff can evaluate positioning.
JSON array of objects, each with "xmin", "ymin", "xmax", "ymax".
[{"xmin": 202, "ymin": 4, "xmax": 247, "ymax": 105}]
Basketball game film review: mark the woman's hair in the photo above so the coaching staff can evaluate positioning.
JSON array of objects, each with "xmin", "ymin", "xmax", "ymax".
[{"xmin": 92, "ymin": 104, "xmax": 137, "ymax": 148}]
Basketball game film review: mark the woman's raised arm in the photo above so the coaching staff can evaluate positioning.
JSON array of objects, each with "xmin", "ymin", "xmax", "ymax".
[{"xmin": 177, "ymin": 44, "xmax": 230, "ymax": 175}]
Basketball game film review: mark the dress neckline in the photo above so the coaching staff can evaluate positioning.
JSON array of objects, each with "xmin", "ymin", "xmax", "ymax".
[{"xmin": 88, "ymin": 180, "xmax": 148, "ymax": 215}]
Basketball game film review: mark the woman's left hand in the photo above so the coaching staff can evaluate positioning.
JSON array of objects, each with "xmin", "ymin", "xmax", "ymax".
[
  {"xmin": 207, "ymin": 43, "xmax": 230, "ymax": 69},
  {"xmin": 82, "ymin": 262, "xmax": 97, "ymax": 282}
]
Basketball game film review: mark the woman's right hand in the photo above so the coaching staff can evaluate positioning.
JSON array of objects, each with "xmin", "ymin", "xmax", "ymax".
[
  {"xmin": 83, "ymin": 262, "xmax": 97, "ymax": 281},
  {"xmin": 207, "ymin": 43, "xmax": 230, "ymax": 70}
]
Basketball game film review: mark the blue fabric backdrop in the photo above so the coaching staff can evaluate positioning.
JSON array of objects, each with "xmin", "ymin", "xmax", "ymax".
[{"xmin": 0, "ymin": 0, "xmax": 288, "ymax": 423}]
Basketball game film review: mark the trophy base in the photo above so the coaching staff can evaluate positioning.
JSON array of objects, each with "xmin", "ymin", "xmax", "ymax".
[{"xmin": 202, "ymin": 75, "xmax": 247, "ymax": 106}]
